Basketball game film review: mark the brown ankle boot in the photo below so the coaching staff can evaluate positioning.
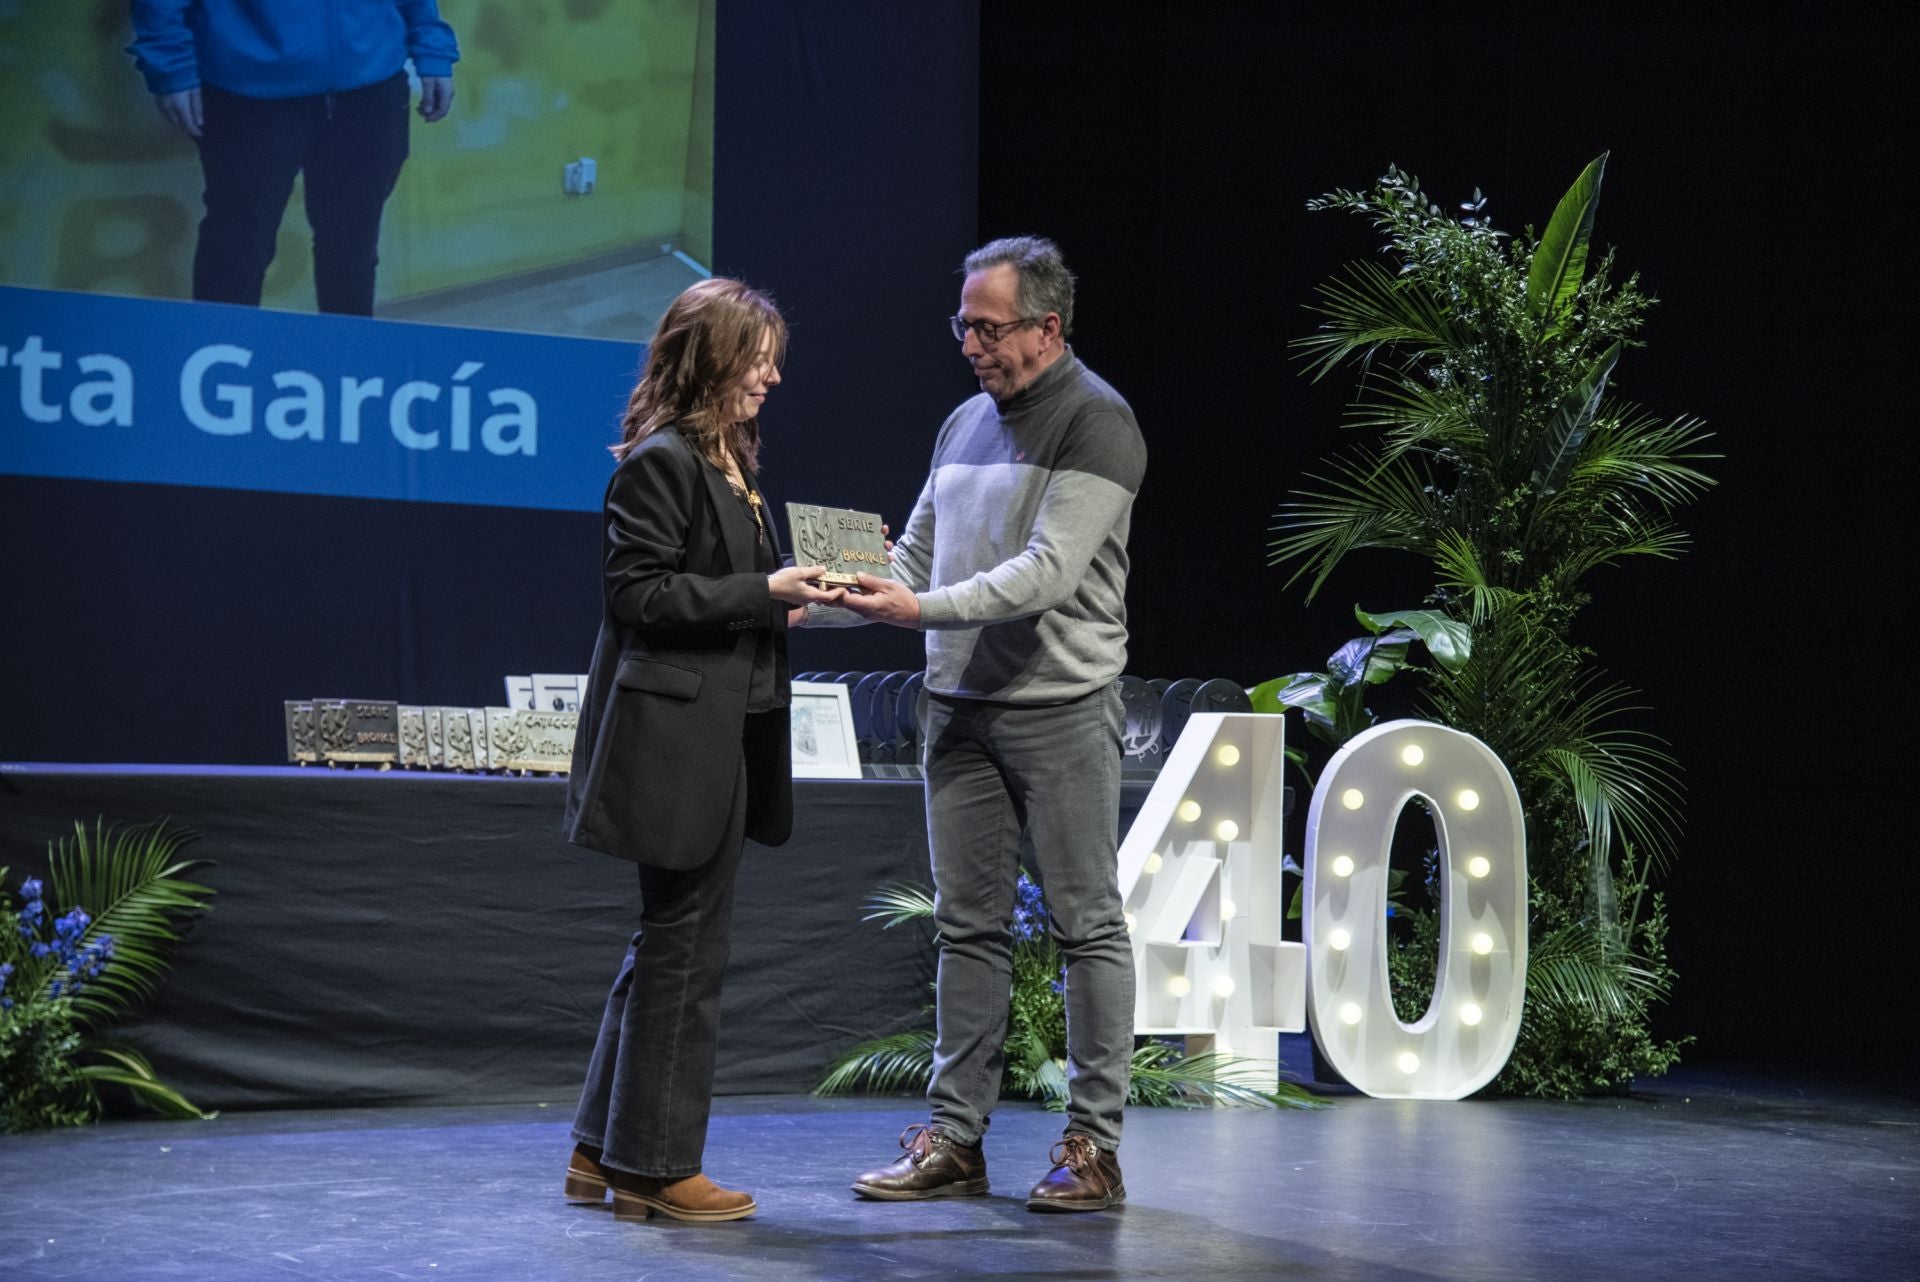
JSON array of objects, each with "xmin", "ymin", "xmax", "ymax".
[
  {"xmin": 610, "ymin": 1170, "xmax": 757, "ymax": 1223},
  {"xmin": 564, "ymin": 1142, "xmax": 609, "ymax": 1203},
  {"xmin": 1026, "ymin": 1133, "xmax": 1124, "ymax": 1212},
  {"xmin": 851, "ymin": 1123, "xmax": 989, "ymax": 1200}
]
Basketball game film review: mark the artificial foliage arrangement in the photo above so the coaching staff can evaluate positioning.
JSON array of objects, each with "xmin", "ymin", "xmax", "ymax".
[
  {"xmin": 817, "ymin": 872, "xmax": 1318, "ymax": 1109},
  {"xmin": 1, "ymin": 819, "xmax": 217, "ymax": 1131},
  {"xmin": 1266, "ymin": 154, "xmax": 1711, "ymax": 1096}
]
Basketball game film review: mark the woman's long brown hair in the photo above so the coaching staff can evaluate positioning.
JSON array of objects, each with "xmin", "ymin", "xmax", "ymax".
[{"xmin": 612, "ymin": 277, "xmax": 787, "ymax": 471}]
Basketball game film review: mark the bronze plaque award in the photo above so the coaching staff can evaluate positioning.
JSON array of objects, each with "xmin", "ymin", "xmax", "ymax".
[
  {"xmin": 284, "ymin": 701, "xmax": 318, "ymax": 764},
  {"xmin": 786, "ymin": 503, "xmax": 892, "ymax": 589},
  {"xmin": 315, "ymin": 699, "xmax": 400, "ymax": 766}
]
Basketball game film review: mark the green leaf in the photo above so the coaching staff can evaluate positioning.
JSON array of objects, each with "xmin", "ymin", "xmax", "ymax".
[
  {"xmin": 1570, "ymin": 410, "xmax": 1719, "ymax": 509},
  {"xmin": 1525, "ymin": 920, "xmax": 1671, "ymax": 1021},
  {"xmin": 1327, "ymin": 633, "xmax": 1411, "ymax": 688},
  {"xmin": 1126, "ymin": 1043, "xmax": 1322, "ymax": 1110},
  {"xmin": 1354, "ymin": 606, "xmax": 1473, "ymax": 672},
  {"xmin": 1268, "ymin": 452, "xmax": 1437, "ymax": 602},
  {"xmin": 859, "ymin": 882, "xmax": 936, "ymax": 928},
  {"xmin": 76, "ymin": 1046, "xmax": 215, "ymax": 1120},
  {"xmin": 1531, "ymin": 342, "xmax": 1621, "ymax": 496},
  {"xmin": 1252, "ymin": 673, "xmax": 1340, "ymax": 739},
  {"xmin": 43, "ymin": 819, "xmax": 215, "ymax": 1028},
  {"xmin": 1247, "ymin": 677, "xmax": 1296, "ymax": 715},
  {"xmin": 814, "ymin": 1029, "xmax": 937, "ymax": 1096},
  {"xmin": 1293, "ymin": 260, "xmax": 1465, "ymax": 382},
  {"xmin": 1431, "ymin": 532, "xmax": 1524, "ymax": 626},
  {"xmin": 1527, "ymin": 152, "xmax": 1607, "ymax": 330}
]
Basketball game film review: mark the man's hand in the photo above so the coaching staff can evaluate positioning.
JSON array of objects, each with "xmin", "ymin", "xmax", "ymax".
[
  {"xmin": 839, "ymin": 574, "xmax": 921, "ymax": 628},
  {"xmin": 418, "ymin": 76, "xmax": 454, "ymax": 123},
  {"xmin": 154, "ymin": 89, "xmax": 203, "ymax": 138}
]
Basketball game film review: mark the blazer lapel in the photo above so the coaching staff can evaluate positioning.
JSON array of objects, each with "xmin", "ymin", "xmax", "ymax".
[{"xmin": 700, "ymin": 461, "xmax": 755, "ymax": 574}]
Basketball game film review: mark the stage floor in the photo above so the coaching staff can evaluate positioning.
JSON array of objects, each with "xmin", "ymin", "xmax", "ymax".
[{"xmin": 1, "ymin": 1071, "xmax": 1913, "ymax": 1281}]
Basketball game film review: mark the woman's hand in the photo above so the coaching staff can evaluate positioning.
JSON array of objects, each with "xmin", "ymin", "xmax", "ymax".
[{"xmin": 769, "ymin": 565, "xmax": 846, "ymax": 606}]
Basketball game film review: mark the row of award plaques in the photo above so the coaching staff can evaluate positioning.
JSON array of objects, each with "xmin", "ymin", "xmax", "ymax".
[
  {"xmin": 284, "ymin": 700, "xmax": 577, "ymax": 773},
  {"xmin": 282, "ymin": 674, "xmax": 1256, "ymax": 776}
]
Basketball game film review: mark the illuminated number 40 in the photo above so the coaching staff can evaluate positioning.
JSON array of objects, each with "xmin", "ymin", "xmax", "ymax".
[{"xmin": 1117, "ymin": 716, "xmax": 1526, "ymax": 1101}]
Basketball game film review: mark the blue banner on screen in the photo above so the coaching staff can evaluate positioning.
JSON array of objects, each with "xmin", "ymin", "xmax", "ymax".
[{"xmin": 0, "ymin": 286, "xmax": 640, "ymax": 512}]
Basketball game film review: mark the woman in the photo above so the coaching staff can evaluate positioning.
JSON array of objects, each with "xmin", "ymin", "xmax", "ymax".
[{"xmin": 560, "ymin": 278, "xmax": 842, "ymax": 1223}]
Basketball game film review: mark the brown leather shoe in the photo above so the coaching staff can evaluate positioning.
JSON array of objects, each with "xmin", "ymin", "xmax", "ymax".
[
  {"xmin": 851, "ymin": 1123, "xmax": 989, "ymax": 1200},
  {"xmin": 610, "ymin": 1170, "xmax": 757, "ymax": 1223},
  {"xmin": 1026, "ymin": 1133, "xmax": 1124, "ymax": 1212},
  {"xmin": 564, "ymin": 1142, "xmax": 609, "ymax": 1203}
]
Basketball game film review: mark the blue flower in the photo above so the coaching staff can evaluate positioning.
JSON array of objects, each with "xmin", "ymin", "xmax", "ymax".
[
  {"xmin": 1, "ymin": 997, "xmax": 12, "ymax": 1011},
  {"xmin": 1011, "ymin": 872, "xmax": 1051, "ymax": 942},
  {"xmin": 49, "ymin": 980, "xmax": 63, "ymax": 998},
  {"xmin": 20, "ymin": 878, "xmax": 42, "ymax": 901},
  {"xmin": 29, "ymin": 941, "xmax": 52, "ymax": 958},
  {"xmin": 55, "ymin": 909, "xmax": 91, "ymax": 938}
]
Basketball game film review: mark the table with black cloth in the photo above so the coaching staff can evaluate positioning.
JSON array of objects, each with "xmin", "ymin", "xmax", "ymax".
[{"xmin": 0, "ymin": 764, "xmax": 1149, "ymax": 1113}]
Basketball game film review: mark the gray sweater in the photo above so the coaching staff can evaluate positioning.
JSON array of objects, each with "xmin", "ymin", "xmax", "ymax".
[{"xmin": 816, "ymin": 349, "xmax": 1146, "ymax": 704}]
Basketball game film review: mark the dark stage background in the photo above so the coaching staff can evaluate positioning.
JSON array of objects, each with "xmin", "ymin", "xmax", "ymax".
[
  {"xmin": 966, "ymin": 4, "xmax": 1912, "ymax": 1078},
  {"xmin": 3, "ymin": 4, "xmax": 1911, "ymax": 1085}
]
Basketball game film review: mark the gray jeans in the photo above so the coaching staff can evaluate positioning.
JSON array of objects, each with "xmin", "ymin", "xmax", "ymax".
[{"xmin": 923, "ymin": 685, "xmax": 1135, "ymax": 1151}]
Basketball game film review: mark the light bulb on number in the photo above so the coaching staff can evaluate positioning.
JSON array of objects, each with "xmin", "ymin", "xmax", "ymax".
[
  {"xmin": 1143, "ymin": 851, "xmax": 1163, "ymax": 875},
  {"xmin": 1467, "ymin": 855, "xmax": 1490, "ymax": 879},
  {"xmin": 1166, "ymin": 974, "xmax": 1192, "ymax": 998},
  {"xmin": 1459, "ymin": 1002, "xmax": 1484, "ymax": 1026},
  {"xmin": 1457, "ymin": 789, "xmax": 1480, "ymax": 811},
  {"xmin": 1212, "ymin": 974, "xmax": 1237, "ymax": 998},
  {"xmin": 1220, "ymin": 897, "xmax": 1237, "ymax": 922},
  {"xmin": 1338, "ymin": 1002, "xmax": 1362, "ymax": 1025},
  {"xmin": 1401, "ymin": 744, "xmax": 1425, "ymax": 766},
  {"xmin": 1397, "ymin": 1051, "xmax": 1420, "ymax": 1074},
  {"xmin": 1327, "ymin": 928, "xmax": 1351, "ymax": 952},
  {"xmin": 1341, "ymin": 788, "xmax": 1365, "ymax": 810},
  {"xmin": 1470, "ymin": 932, "xmax": 1493, "ymax": 956},
  {"xmin": 1331, "ymin": 854, "xmax": 1355, "ymax": 878},
  {"xmin": 1214, "ymin": 819, "xmax": 1239, "ymax": 842},
  {"xmin": 1123, "ymin": 911, "xmax": 1136, "ymax": 934},
  {"xmin": 1215, "ymin": 744, "xmax": 1241, "ymax": 767},
  {"xmin": 1177, "ymin": 800, "xmax": 1202, "ymax": 823}
]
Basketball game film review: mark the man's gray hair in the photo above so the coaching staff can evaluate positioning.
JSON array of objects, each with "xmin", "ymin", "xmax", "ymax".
[{"xmin": 964, "ymin": 236, "xmax": 1076, "ymax": 338}]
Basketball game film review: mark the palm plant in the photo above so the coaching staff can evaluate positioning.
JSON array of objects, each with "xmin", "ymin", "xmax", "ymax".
[
  {"xmin": 1270, "ymin": 155, "xmax": 1710, "ymax": 1095},
  {"xmin": 817, "ymin": 877, "xmax": 1319, "ymax": 1109},
  {"xmin": 1, "ymin": 819, "xmax": 217, "ymax": 1129}
]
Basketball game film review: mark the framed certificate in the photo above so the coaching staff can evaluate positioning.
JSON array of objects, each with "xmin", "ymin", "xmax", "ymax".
[{"xmin": 790, "ymin": 680, "xmax": 862, "ymax": 779}]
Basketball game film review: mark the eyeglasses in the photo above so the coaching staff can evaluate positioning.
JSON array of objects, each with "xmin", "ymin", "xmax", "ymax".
[{"xmin": 948, "ymin": 314, "xmax": 1042, "ymax": 345}]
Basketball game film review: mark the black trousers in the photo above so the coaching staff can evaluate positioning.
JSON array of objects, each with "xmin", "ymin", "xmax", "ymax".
[
  {"xmin": 570, "ymin": 724, "xmax": 763, "ymax": 1178},
  {"xmin": 193, "ymin": 72, "xmax": 410, "ymax": 316}
]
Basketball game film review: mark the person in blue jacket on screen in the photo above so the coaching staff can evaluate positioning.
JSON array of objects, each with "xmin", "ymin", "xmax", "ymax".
[{"xmin": 126, "ymin": 1, "xmax": 461, "ymax": 316}]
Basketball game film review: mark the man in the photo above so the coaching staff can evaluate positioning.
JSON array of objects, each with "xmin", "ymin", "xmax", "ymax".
[
  {"xmin": 127, "ymin": 0, "xmax": 459, "ymax": 315},
  {"xmin": 837, "ymin": 236, "xmax": 1145, "ymax": 1212}
]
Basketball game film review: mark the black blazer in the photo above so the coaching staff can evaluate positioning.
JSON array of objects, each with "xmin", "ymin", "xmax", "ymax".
[{"xmin": 563, "ymin": 426, "xmax": 793, "ymax": 868}]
